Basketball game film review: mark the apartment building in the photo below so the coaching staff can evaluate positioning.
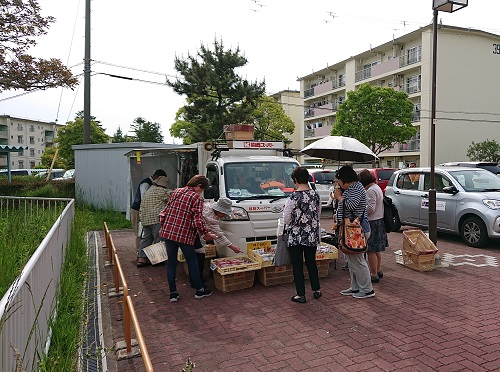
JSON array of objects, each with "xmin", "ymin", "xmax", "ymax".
[
  {"xmin": 270, "ymin": 90, "xmax": 303, "ymax": 151},
  {"xmin": 0, "ymin": 115, "xmax": 61, "ymax": 169},
  {"xmin": 298, "ymin": 24, "xmax": 500, "ymax": 168}
]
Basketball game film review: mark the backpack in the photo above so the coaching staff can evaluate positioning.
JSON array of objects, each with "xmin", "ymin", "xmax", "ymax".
[{"xmin": 383, "ymin": 195, "xmax": 398, "ymax": 233}]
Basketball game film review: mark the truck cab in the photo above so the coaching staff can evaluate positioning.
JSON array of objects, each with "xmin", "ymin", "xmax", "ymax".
[{"xmin": 202, "ymin": 141, "xmax": 300, "ymax": 256}]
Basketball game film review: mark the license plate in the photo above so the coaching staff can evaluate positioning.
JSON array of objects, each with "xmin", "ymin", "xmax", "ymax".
[{"xmin": 247, "ymin": 241, "xmax": 271, "ymax": 251}]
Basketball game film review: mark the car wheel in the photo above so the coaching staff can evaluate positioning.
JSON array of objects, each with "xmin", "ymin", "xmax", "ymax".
[
  {"xmin": 460, "ymin": 216, "xmax": 489, "ymax": 248},
  {"xmin": 393, "ymin": 212, "xmax": 402, "ymax": 232}
]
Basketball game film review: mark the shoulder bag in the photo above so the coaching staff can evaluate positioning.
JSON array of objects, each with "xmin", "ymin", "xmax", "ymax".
[
  {"xmin": 337, "ymin": 200, "xmax": 368, "ymax": 255},
  {"xmin": 273, "ymin": 225, "xmax": 292, "ymax": 266}
]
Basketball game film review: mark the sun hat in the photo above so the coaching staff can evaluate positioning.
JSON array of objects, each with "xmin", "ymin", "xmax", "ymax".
[
  {"xmin": 153, "ymin": 176, "xmax": 169, "ymax": 188},
  {"xmin": 212, "ymin": 197, "xmax": 233, "ymax": 217}
]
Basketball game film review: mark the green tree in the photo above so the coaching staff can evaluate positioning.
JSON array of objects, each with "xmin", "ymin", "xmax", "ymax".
[
  {"xmin": 252, "ymin": 95, "xmax": 294, "ymax": 142},
  {"xmin": 130, "ymin": 117, "xmax": 163, "ymax": 143},
  {"xmin": 170, "ymin": 107, "xmax": 197, "ymax": 144},
  {"xmin": 466, "ymin": 139, "xmax": 500, "ymax": 163},
  {"xmin": 333, "ymin": 83, "xmax": 416, "ymax": 155},
  {"xmin": 55, "ymin": 114, "xmax": 109, "ymax": 167},
  {"xmin": 40, "ymin": 147, "xmax": 66, "ymax": 169},
  {"xmin": 0, "ymin": 0, "xmax": 78, "ymax": 92},
  {"xmin": 167, "ymin": 38, "xmax": 265, "ymax": 143},
  {"xmin": 112, "ymin": 127, "xmax": 130, "ymax": 143}
]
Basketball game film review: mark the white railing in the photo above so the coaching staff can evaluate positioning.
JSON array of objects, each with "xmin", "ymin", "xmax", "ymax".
[{"xmin": 0, "ymin": 196, "xmax": 74, "ymax": 372}]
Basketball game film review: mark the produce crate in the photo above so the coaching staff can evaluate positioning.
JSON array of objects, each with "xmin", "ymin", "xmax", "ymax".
[
  {"xmin": 177, "ymin": 244, "xmax": 216, "ymax": 262},
  {"xmin": 257, "ymin": 265, "xmax": 294, "ymax": 286},
  {"xmin": 213, "ymin": 270, "xmax": 255, "ymax": 293},
  {"xmin": 248, "ymin": 248, "xmax": 275, "ymax": 268},
  {"xmin": 402, "ymin": 230, "xmax": 438, "ymax": 272},
  {"xmin": 315, "ymin": 243, "xmax": 338, "ymax": 260},
  {"xmin": 304, "ymin": 259, "xmax": 332, "ymax": 279},
  {"xmin": 210, "ymin": 256, "xmax": 261, "ymax": 274}
]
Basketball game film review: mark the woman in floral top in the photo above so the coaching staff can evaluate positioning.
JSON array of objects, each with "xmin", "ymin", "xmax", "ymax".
[{"xmin": 283, "ymin": 166, "xmax": 322, "ymax": 303}]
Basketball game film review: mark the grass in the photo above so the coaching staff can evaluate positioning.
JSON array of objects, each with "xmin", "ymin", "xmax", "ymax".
[
  {"xmin": 1, "ymin": 191, "xmax": 130, "ymax": 371},
  {"xmin": 40, "ymin": 205, "xmax": 130, "ymax": 371},
  {"xmin": 0, "ymin": 203, "xmax": 66, "ymax": 297}
]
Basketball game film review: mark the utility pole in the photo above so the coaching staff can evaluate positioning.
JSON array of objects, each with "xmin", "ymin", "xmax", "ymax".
[{"xmin": 83, "ymin": 0, "xmax": 91, "ymax": 144}]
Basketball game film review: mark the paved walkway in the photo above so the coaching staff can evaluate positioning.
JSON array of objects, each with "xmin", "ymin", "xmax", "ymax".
[{"xmin": 98, "ymin": 221, "xmax": 500, "ymax": 372}]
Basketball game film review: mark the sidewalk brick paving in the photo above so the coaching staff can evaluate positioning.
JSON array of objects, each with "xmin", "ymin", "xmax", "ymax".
[{"xmin": 99, "ymin": 222, "xmax": 500, "ymax": 372}]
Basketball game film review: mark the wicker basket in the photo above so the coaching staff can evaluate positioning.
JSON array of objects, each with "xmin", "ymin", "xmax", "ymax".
[
  {"xmin": 143, "ymin": 242, "xmax": 168, "ymax": 265},
  {"xmin": 402, "ymin": 230, "xmax": 438, "ymax": 271}
]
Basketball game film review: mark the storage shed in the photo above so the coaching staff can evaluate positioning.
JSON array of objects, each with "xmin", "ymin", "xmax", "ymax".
[{"xmin": 73, "ymin": 142, "xmax": 196, "ymax": 213}]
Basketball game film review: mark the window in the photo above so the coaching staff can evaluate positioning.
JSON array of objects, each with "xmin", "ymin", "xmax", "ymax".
[
  {"xmin": 19, "ymin": 161, "xmax": 24, "ymax": 168},
  {"xmin": 17, "ymin": 135, "xmax": 23, "ymax": 144},
  {"xmin": 338, "ymin": 74, "xmax": 345, "ymax": 86},
  {"xmin": 30, "ymin": 136, "xmax": 35, "ymax": 144},
  {"xmin": 407, "ymin": 45, "xmax": 422, "ymax": 64},
  {"xmin": 17, "ymin": 123, "xmax": 23, "ymax": 131},
  {"xmin": 423, "ymin": 174, "xmax": 451, "ymax": 192},
  {"xmin": 396, "ymin": 173, "xmax": 420, "ymax": 190},
  {"xmin": 30, "ymin": 148, "xmax": 35, "ymax": 157},
  {"xmin": 407, "ymin": 75, "xmax": 421, "ymax": 94},
  {"xmin": 30, "ymin": 161, "xmax": 35, "ymax": 168},
  {"xmin": 29, "ymin": 125, "xmax": 35, "ymax": 132},
  {"xmin": 19, "ymin": 149, "xmax": 24, "ymax": 156}
]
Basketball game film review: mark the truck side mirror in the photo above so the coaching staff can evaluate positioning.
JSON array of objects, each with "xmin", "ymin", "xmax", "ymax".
[{"xmin": 204, "ymin": 186, "xmax": 216, "ymax": 200}]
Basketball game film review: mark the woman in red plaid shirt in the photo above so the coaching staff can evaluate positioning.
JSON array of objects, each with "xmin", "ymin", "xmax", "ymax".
[{"xmin": 159, "ymin": 175, "xmax": 216, "ymax": 302}]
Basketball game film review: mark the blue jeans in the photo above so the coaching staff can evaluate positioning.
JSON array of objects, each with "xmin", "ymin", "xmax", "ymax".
[{"xmin": 163, "ymin": 239, "xmax": 203, "ymax": 293}]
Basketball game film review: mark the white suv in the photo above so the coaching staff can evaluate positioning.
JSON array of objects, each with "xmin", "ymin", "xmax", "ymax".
[
  {"xmin": 308, "ymin": 169, "xmax": 335, "ymax": 207},
  {"xmin": 385, "ymin": 167, "xmax": 500, "ymax": 247}
]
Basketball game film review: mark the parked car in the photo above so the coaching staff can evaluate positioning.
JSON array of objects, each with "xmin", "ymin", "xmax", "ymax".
[
  {"xmin": 308, "ymin": 169, "xmax": 335, "ymax": 207},
  {"xmin": 385, "ymin": 166, "xmax": 500, "ymax": 247},
  {"xmin": 53, "ymin": 169, "xmax": 75, "ymax": 181},
  {"xmin": 355, "ymin": 168, "xmax": 397, "ymax": 193},
  {"xmin": 438, "ymin": 162, "xmax": 500, "ymax": 176},
  {"xmin": 34, "ymin": 169, "xmax": 65, "ymax": 180}
]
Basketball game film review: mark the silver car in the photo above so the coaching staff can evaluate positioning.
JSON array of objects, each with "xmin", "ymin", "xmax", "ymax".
[{"xmin": 385, "ymin": 167, "xmax": 500, "ymax": 247}]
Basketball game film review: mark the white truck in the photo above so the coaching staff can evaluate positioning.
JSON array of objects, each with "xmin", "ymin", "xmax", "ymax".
[
  {"xmin": 201, "ymin": 140, "xmax": 300, "ymax": 256},
  {"xmin": 127, "ymin": 139, "xmax": 300, "ymax": 257}
]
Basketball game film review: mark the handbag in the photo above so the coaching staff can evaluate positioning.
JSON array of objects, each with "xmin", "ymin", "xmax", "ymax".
[
  {"xmin": 337, "ymin": 200, "xmax": 368, "ymax": 255},
  {"xmin": 273, "ymin": 226, "xmax": 292, "ymax": 266}
]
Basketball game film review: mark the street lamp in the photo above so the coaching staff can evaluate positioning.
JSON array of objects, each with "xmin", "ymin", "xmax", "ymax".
[{"xmin": 429, "ymin": 0, "xmax": 468, "ymax": 244}]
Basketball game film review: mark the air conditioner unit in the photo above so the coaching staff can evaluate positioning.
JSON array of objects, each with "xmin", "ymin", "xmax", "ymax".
[{"xmin": 388, "ymin": 81, "xmax": 394, "ymax": 87}]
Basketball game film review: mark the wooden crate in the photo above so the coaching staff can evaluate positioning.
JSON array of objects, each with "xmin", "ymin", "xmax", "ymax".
[
  {"xmin": 213, "ymin": 270, "xmax": 255, "ymax": 292},
  {"xmin": 304, "ymin": 259, "xmax": 332, "ymax": 279},
  {"xmin": 257, "ymin": 265, "xmax": 294, "ymax": 286},
  {"xmin": 177, "ymin": 244, "xmax": 216, "ymax": 262}
]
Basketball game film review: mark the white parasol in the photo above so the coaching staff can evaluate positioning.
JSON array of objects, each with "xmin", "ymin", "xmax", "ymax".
[{"xmin": 301, "ymin": 136, "xmax": 378, "ymax": 162}]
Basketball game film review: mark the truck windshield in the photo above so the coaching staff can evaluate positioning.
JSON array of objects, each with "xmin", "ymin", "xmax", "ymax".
[{"xmin": 224, "ymin": 162, "xmax": 298, "ymax": 200}]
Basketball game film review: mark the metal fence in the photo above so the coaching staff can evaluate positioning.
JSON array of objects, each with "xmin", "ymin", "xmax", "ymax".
[{"xmin": 0, "ymin": 196, "xmax": 74, "ymax": 372}]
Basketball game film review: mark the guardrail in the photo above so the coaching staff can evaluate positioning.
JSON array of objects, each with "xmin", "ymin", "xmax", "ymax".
[
  {"xmin": 103, "ymin": 222, "xmax": 153, "ymax": 371},
  {"xmin": 0, "ymin": 196, "xmax": 74, "ymax": 372}
]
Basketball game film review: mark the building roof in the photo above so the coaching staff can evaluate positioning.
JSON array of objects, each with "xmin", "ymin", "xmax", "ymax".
[{"xmin": 297, "ymin": 24, "xmax": 500, "ymax": 81}]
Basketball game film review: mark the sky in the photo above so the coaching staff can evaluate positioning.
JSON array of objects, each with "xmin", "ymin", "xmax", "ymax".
[{"xmin": 1, "ymin": 0, "xmax": 499, "ymax": 144}]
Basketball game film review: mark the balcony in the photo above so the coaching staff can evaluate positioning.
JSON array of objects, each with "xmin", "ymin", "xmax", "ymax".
[
  {"xmin": 411, "ymin": 111, "xmax": 421, "ymax": 123},
  {"xmin": 398, "ymin": 139, "xmax": 420, "ymax": 152},
  {"xmin": 399, "ymin": 52, "xmax": 422, "ymax": 68},
  {"xmin": 355, "ymin": 67, "xmax": 371, "ymax": 82},
  {"xmin": 304, "ymin": 102, "xmax": 337, "ymax": 119}
]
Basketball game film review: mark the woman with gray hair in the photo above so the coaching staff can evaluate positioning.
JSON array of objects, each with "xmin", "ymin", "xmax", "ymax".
[{"xmin": 192, "ymin": 197, "xmax": 242, "ymax": 288}]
